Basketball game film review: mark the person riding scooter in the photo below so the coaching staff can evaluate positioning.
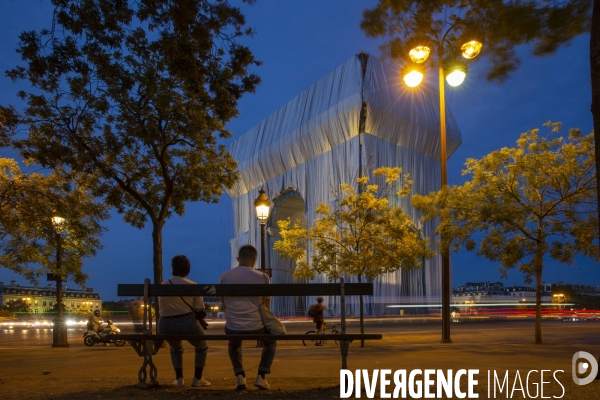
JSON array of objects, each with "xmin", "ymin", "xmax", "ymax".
[
  {"xmin": 83, "ymin": 318, "xmax": 125, "ymax": 347},
  {"xmin": 87, "ymin": 309, "xmax": 103, "ymax": 334}
]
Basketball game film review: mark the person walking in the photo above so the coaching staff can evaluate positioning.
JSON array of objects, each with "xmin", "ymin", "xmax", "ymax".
[
  {"xmin": 158, "ymin": 254, "xmax": 211, "ymax": 387},
  {"xmin": 219, "ymin": 245, "xmax": 276, "ymax": 390},
  {"xmin": 308, "ymin": 297, "xmax": 326, "ymax": 346}
]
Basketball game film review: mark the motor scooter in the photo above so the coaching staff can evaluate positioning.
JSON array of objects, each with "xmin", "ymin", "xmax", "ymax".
[{"xmin": 83, "ymin": 319, "xmax": 126, "ymax": 347}]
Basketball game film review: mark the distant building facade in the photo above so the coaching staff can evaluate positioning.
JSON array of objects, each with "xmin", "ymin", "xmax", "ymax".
[
  {"xmin": 0, "ymin": 280, "xmax": 102, "ymax": 314},
  {"xmin": 453, "ymin": 281, "xmax": 552, "ymax": 305},
  {"xmin": 552, "ymin": 282, "xmax": 600, "ymax": 296}
]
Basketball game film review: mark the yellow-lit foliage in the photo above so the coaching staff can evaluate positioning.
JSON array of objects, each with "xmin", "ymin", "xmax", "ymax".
[
  {"xmin": 412, "ymin": 122, "xmax": 597, "ymax": 344},
  {"xmin": 0, "ymin": 158, "xmax": 108, "ymax": 284},
  {"xmin": 274, "ymin": 167, "xmax": 433, "ymax": 282}
]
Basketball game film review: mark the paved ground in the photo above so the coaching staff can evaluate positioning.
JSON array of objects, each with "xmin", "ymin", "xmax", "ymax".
[{"xmin": 1, "ymin": 319, "xmax": 599, "ymax": 399}]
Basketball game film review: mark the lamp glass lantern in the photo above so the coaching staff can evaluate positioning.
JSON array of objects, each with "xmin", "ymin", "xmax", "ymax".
[
  {"xmin": 460, "ymin": 40, "xmax": 483, "ymax": 59},
  {"xmin": 409, "ymin": 45, "xmax": 431, "ymax": 64},
  {"xmin": 51, "ymin": 211, "xmax": 65, "ymax": 232},
  {"xmin": 254, "ymin": 187, "xmax": 270, "ymax": 222},
  {"xmin": 406, "ymin": 36, "xmax": 432, "ymax": 64},
  {"xmin": 401, "ymin": 61, "xmax": 426, "ymax": 88},
  {"xmin": 444, "ymin": 59, "xmax": 468, "ymax": 87}
]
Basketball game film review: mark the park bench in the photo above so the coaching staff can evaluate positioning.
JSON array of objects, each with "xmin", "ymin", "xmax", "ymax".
[{"xmin": 114, "ymin": 277, "xmax": 382, "ymax": 388}]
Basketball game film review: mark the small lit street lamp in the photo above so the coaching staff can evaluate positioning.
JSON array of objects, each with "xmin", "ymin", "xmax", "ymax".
[
  {"xmin": 254, "ymin": 186, "xmax": 271, "ymax": 277},
  {"xmin": 51, "ymin": 210, "xmax": 69, "ymax": 347},
  {"xmin": 402, "ymin": 30, "xmax": 483, "ymax": 344}
]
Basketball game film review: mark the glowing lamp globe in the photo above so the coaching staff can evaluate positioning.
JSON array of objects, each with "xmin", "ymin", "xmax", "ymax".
[
  {"xmin": 408, "ymin": 45, "xmax": 431, "ymax": 64},
  {"xmin": 444, "ymin": 60, "xmax": 468, "ymax": 87},
  {"xmin": 403, "ymin": 70, "xmax": 424, "ymax": 87},
  {"xmin": 254, "ymin": 187, "xmax": 270, "ymax": 221},
  {"xmin": 51, "ymin": 211, "xmax": 65, "ymax": 231},
  {"xmin": 446, "ymin": 70, "xmax": 466, "ymax": 86},
  {"xmin": 401, "ymin": 62, "xmax": 425, "ymax": 88},
  {"xmin": 461, "ymin": 40, "xmax": 482, "ymax": 59}
]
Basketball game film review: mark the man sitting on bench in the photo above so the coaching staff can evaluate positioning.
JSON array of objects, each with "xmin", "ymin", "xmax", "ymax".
[{"xmin": 219, "ymin": 245, "xmax": 276, "ymax": 391}]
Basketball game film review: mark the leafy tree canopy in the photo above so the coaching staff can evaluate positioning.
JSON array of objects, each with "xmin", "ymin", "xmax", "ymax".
[
  {"xmin": 2, "ymin": 299, "xmax": 30, "ymax": 313},
  {"xmin": 412, "ymin": 122, "xmax": 597, "ymax": 343},
  {"xmin": 361, "ymin": 0, "xmax": 591, "ymax": 82},
  {"xmin": 0, "ymin": 158, "xmax": 108, "ymax": 285},
  {"xmin": 275, "ymin": 166, "xmax": 434, "ymax": 347},
  {"xmin": 1, "ymin": 0, "xmax": 261, "ymax": 284},
  {"xmin": 102, "ymin": 300, "xmax": 128, "ymax": 311},
  {"xmin": 275, "ymin": 167, "xmax": 433, "ymax": 281}
]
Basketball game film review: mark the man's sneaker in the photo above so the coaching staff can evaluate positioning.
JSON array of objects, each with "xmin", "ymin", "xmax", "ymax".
[
  {"xmin": 236, "ymin": 374, "xmax": 247, "ymax": 390},
  {"xmin": 254, "ymin": 374, "xmax": 270, "ymax": 390},
  {"xmin": 191, "ymin": 376, "xmax": 211, "ymax": 387},
  {"xmin": 173, "ymin": 377, "xmax": 184, "ymax": 386}
]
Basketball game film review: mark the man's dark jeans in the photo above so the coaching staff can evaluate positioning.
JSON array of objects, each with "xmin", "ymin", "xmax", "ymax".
[{"xmin": 225, "ymin": 326, "xmax": 277, "ymax": 375}]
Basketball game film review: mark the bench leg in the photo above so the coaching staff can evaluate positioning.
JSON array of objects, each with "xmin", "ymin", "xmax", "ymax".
[
  {"xmin": 340, "ymin": 340, "xmax": 351, "ymax": 370},
  {"xmin": 138, "ymin": 340, "xmax": 159, "ymax": 388}
]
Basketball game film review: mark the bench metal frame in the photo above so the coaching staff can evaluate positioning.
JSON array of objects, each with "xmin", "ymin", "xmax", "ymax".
[{"xmin": 115, "ymin": 277, "xmax": 382, "ymax": 388}]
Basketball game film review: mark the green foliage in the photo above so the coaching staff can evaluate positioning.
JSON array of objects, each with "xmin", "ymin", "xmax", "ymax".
[
  {"xmin": 0, "ymin": 158, "xmax": 107, "ymax": 285},
  {"xmin": 2, "ymin": 299, "xmax": 30, "ymax": 313},
  {"xmin": 128, "ymin": 300, "xmax": 156, "ymax": 320},
  {"xmin": 1, "ymin": 0, "xmax": 260, "ymax": 283},
  {"xmin": 412, "ymin": 122, "xmax": 597, "ymax": 342},
  {"xmin": 102, "ymin": 301, "xmax": 129, "ymax": 314},
  {"xmin": 102, "ymin": 300, "xmax": 128, "ymax": 311},
  {"xmin": 360, "ymin": 0, "xmax": 591, "ymax": 82},
  {"xmin": 275, "ymin": 167, "xmax": 433, "ymax": 281}
]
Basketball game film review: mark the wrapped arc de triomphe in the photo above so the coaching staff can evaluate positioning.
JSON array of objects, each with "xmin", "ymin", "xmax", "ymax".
[{"xmin": 224, "ymin": 52, "xmax": 462, "ymax": 317}]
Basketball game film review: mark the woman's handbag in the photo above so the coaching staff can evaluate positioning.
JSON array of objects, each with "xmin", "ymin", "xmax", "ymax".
[{"xmin": 258, "ymin": 303, "xmax": 286, "ymax": 334}]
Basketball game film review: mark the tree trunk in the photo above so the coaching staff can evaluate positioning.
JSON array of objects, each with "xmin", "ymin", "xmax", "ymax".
[
  {"xmin": 591, "ymin": 0, "xmax": 600, "ymax": 254},
  {"xmin": 358, "ymin": 274, "xmax": 365, "ymax": 348},
  {"xmin": 534, "ymin": 247, "xmax": 544, "ymax": 344},
  {"xmin": 152, "ymin": 222, "xmax": 164, "ymax": 285},
  {"xmin": 152, "ymin": 220, "xmax": 164, "ymax": 331}
]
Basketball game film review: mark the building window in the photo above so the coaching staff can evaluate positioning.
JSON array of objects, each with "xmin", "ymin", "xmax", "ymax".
[
  {"xmin": 49, "ymin": 301, "xmax": 53, "ymax": 306},
  {"xmin": 43, "ymin": 301, "xmax": 47, "ymax": 306},
  {"xmin": 71, "ymin": 302, "xmax": 74, "ymax": 307}
]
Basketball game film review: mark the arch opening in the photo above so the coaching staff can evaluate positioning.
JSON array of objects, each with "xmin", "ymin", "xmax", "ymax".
[{"xmin": 267, "ymin": 190, "xmax": 307, "ymax": 316}]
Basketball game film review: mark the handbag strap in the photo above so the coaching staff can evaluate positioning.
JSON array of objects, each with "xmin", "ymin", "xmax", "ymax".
[{"xmin": 167, "ymin": 279, "xmax": 196, "ymax": 313}]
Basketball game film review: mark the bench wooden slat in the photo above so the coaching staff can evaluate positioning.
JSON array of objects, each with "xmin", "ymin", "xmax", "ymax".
[
  {"xmin": 117, "ymin": 283, "xmax": 373, "ymax": 297},
  {"xmin": 112, "ymin": 333, "xmax": 382, "ymax": 341}
]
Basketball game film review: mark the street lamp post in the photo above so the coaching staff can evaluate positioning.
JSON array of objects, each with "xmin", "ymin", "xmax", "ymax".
[
  {"xmin": 254, "ymin": 187, "xmax": 271, "ymax": 348},
  {"xmin": 254, "ymin": 186, "xmax": 271, "ymax": 277},
  {"xmin": 402, "ymin": 32, "xmax": 482, "ymax": 344},
  {"xmin": 51, "ymin": 211, "xmax": 69, "ymax": 347}
]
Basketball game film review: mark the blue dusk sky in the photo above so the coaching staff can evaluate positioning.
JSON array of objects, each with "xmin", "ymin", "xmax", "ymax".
[{"xmin": 0, "ymin": 1, "xmax": 596, "ymax": 300}]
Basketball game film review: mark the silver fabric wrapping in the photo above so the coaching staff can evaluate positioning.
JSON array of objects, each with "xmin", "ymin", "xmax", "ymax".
[{"xmin": 225, "ymin": 54, "xmax": 461, "ymax": 316}]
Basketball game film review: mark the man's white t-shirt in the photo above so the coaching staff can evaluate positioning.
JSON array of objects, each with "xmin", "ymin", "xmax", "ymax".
[
  {"xmin": 158, "ymin": 276, "xmax": 204, "ymax": 317},
  {"xmin": 219, "ymin": 266, "xmax": 271, "ymax": 331}
]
